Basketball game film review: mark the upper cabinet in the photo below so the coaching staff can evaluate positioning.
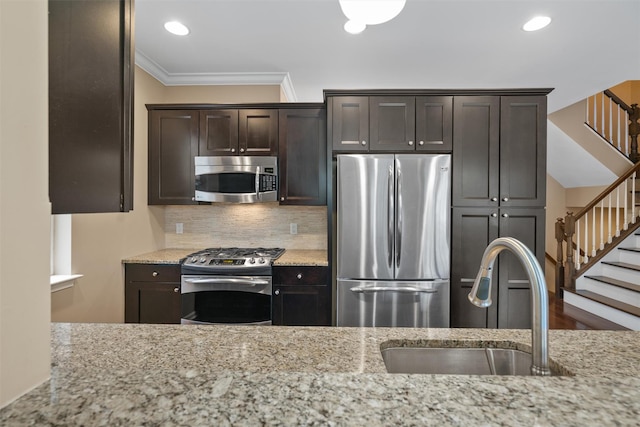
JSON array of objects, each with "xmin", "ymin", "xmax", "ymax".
[
  {"xmin": 452, "ymin": 95, "xmax": 547, "ymax": 207},
  {"xmin": 49, "ymin": 0, "xmax": 134, "ymax": 214},
  {"xmin": 331, "ymin": 95, "xmax": 452, "ymax": 152},
  {"xmin": 147, "ymin": 104, "xmax": 326, "ymax": 206},
  {"xmin": 199, "ymin": 109, "xmax": 277, "ymax": 156},
  {"xmin": 278, "ymin": 108, "xmax": 327, "ymax": 205}
]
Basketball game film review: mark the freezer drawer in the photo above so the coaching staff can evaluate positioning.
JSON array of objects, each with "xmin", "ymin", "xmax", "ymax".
[{"xmin": 337, "ymin": 279, "xmax": 450, "ymax": 327}]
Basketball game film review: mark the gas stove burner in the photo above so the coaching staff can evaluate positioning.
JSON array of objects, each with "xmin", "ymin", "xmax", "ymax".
[{"xmin": 181, "ymin": 247, "xmax": 285, "ymax": 274}]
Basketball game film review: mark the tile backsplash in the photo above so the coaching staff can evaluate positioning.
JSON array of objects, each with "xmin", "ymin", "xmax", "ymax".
[{"xmin": 165, "ymin": 203, "xmax": 327, "ymax": 250}]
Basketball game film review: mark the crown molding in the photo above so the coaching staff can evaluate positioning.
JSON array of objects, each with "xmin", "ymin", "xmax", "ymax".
[{"xmin": 135, "ymin": 49, "xmax": 298, "ymax": 102}]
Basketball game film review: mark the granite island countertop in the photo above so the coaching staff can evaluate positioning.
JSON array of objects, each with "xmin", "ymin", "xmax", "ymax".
[
  {"xmin": 121, "ymin": 248, "xmax": 328, "ymax": 266},
  {"xmin": 1, "ymin": 324, "xmax": 639, "ymax": 426}
]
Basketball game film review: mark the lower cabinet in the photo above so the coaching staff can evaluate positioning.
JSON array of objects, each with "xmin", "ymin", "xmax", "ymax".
[
  {"xmin": 272, "ymin": 266, "xmax": 330, "ymax": 326},
  {"xmin": 125, "ymin": 264, "xmax": 181, "ymax": 324},
  {"xmin": 450, "ymin": 207, "xmax": 545, "ymax": 329}
]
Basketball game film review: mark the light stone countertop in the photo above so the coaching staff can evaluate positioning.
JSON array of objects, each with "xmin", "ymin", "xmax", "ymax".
[
  {"xmin": 1, "ymin": 323, "xmax": 639, "ymax": 426},
  {"xmin": 121, "ymin": 248, "xmax": 328, "ymax": 266}
]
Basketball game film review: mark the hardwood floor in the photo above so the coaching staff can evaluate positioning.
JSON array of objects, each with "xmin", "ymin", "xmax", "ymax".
[{"xmin": 548, "ymin": 292, "xmax": 629, "ymax": 330}]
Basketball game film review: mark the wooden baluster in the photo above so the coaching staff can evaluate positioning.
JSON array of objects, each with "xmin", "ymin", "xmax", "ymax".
[
  {"xmin": 600, "ymin": 200, "xmax": 604, "ymax": 250},
  {"xmin": 624, "ymin": 179, "xmax": 628, "ymax": 230},
  {"xmin": 609, "ymin": 97, "xmax": 613, "ymax": 145},
  {"xmin": 583, "ymin": 213, "xmax": 588, "ymax": 264},
  {"xmin": 633, "ymin": 172, "xmax": 637, "ymax": 223},
  {"xmin": 576, "ymin": 216, "xmax": 581, "ymax": 269},
  {"xmin": 630, "ymin": 103, "xmax": 639, "ymax": 163},
  {"xmin": 555, "ymin": 218, "xmax": 565, "ymax": 295},
  {"xmin": 608, "ymin": 192, "xmax": 612, "ymax": 243},
  {"xmin": 591, "ymin": 206, "xmax": 596, "ymax": 256},
  {"xmin": 616, "ymin": 186, "xmax": 620, "ymax": 237},
  {"xmin": 564, "ymin": 212, "xmax": 576, "ymax": 291}
]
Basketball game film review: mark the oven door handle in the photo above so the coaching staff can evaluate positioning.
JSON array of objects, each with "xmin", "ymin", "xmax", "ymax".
[{"xmin": 188, "ymin": 278, "xmax": 270, "ymax": 286}]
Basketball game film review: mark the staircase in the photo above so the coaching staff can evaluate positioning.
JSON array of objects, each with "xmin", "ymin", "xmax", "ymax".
[
  {"xmin": 555, "ymin": 88, "xmax": 640, "ymax": 330},
  {"xmin": 564, "ymin": 228, "xmax": 640, "ymax": 330}
]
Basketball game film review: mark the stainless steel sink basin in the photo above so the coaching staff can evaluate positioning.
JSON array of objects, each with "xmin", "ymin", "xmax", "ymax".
[{"xmin": 381, "ymin": 347, "xmax": 563, "ymax": 376}]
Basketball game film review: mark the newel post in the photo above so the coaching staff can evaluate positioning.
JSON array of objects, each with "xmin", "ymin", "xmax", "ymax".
[
  {"xmin": 554, "ymin": 217, "xmax": 565, "ymax": 296},
  {"xmin": 629, "ymin": 103, "xmax": 639, "ymax": 163},
  {"xmin": 563, "ymin": 212, "xmax": 576, "ymax": 291}
]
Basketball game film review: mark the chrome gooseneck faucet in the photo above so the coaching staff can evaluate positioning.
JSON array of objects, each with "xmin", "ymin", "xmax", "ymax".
[{"xmin": 468, "ymin": 237, "xmax": 551, "ymax": 376}]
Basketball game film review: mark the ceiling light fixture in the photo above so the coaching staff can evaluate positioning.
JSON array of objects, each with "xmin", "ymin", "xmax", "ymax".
[
  {"xmin": 522, "ymin": 16, "xmax": 551, "ymax": 32},
  {"xmin": 164, "ymin": 21, "xmax": 190, "ymax": 36},
  {"xmin": 339, "ymin": 0, "xmax": 406, "ymax": 34}
]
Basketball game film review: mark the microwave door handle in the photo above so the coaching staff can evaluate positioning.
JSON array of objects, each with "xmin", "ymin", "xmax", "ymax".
[{"xmin": 255, "ymin": 166, "xmax": 261, "ymax": 200}]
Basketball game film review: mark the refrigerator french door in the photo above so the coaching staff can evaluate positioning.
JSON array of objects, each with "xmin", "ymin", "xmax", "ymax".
[{"xmin": 336, "ymin": 154, "xmax": 451, "ymax": 327}]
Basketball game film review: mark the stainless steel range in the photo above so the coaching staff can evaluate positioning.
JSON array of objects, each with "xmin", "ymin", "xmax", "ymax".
[{"xmin": 181, "ymin": 247, "xmax": 285, "ymax": 325}]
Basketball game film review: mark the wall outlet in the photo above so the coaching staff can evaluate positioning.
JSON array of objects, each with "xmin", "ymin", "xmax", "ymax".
[
  {"xmin": 176, "ymin": 223, "xmax": 184, "ymax": 234},
  {"xmin": 290, "ymin": 223, "xmax": 298, "ymax": 235}
]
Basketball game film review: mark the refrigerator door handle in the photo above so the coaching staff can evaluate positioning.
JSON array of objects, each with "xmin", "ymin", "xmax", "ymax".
[
  {"xmin": 350, "ymin": 286, "xmax": 438, "ymax": 294},
  {"xmin": 396, "ymin": 167, "xmax": 402, "ymax": 268},
  {"xmin": 387, "ymin": 164, "xmax": 394, "ymax": 269}
]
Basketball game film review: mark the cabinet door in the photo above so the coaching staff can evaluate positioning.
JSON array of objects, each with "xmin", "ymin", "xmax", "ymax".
[
  {"xmin": 239, "ymin": 109, "xmax": 278, "ymax": 155},
  {"xmin": 49, "ymin": 0, "xmax": 133, "ymax": 214},
  {"xmin": 500, "ymin": 96, "xmax": 547, "ymax": 207},
  {"xmin": 272, "ymin": 266, "xmax": 330, "ymax": 326},
  {"xmin": 416, "ymin": 96, "xmax": 453, "ymax": 152},
  {"xmin": 148, "ymin": 110, "xmax": 199, "ymax": 205},
  {"xmin": 451, "ymin": 208, "xmax": 499, "ymax": 328},
  {"xmin": 452, "ymin": 96, "xmax": 500, "ymax": 207},
  {"xmin": 369, "ymin": 96, "xmax": 416, "ymax": 151},
  {"xmin": 278, "ymin": 108, "xmax": 327, "ymax": 205},
  {"xmin": 497, "ymin": 208, "xmax": 545, "ymax": 329},
  {"xmin": 331, "ymin": 96, "xmax": 369, "ymax": 151},
  {"xmin": 199, "ymin": 110, "xmax": 239, "ymax": 156},
  {"xmin": 125, "ymin": 264, "xmax": 181, "ymax": 324}
]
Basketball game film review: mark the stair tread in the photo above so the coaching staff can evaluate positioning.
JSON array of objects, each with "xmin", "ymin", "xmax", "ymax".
[
  {"xmin": 584, "ymin": 275, "xmax": 640, "ymax": 293},
  {"xmin": 619, "ymin": 247, "xmax": 640, "ymax": 253},
  {"xmin": 566, "ymin": 289, "xmax": 640, "ymax": 317},
  {"xmin": 601, "ymin": 261, "xmax": 640, "ymax": 272}
]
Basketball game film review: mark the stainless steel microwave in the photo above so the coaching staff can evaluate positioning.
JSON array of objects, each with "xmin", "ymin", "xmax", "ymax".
[{"xmin": 194, "ymin": 156, "xmax": 278, "ymax": 203}]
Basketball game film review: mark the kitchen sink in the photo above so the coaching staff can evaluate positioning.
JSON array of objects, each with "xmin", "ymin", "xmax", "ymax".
[{"xmin": 381, "ymin": 346, "xmax": 564, "ymax": 376}]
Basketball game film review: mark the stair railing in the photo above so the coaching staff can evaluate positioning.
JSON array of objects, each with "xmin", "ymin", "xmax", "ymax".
[
  {"xmin": 556, "ymin": 162, "xmax": 640, "ymax": 293},
  {"xmin": 585, "ymin": 90, "xmax": 639, "ymax": 163}
]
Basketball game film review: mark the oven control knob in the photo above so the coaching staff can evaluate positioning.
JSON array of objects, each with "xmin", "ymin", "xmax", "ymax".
[
  {"xmin": 249, "ymin": 257, "xmax": 256, "ymax": 264},
  {"xmin": 199, "ymin": 257, "xmax": 207, "ymax": 263},
  {"xmin": 191, "ymin": 257, "xmax": 198, "ymax": 262},
  {"xmin": 258, "ymin": 257, "xmax": 265, "ymax": 264}
]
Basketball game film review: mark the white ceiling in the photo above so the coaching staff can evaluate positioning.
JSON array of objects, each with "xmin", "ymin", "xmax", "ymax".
[{"xmin": 135, "ymin": 0, "xmax": 640, "ymax": 113}]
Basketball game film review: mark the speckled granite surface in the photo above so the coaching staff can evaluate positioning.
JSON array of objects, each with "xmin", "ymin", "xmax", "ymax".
[
  {"xmin": 122, "ymin": 248, "xmax": 327, "ymax": 266},
  {"xmin": 1, "ymin": 324, "xmax": 639, "ymax": 426},
  {"xmin": 273, "ymin": 249, "xmax": 327, "ymax": 266}
]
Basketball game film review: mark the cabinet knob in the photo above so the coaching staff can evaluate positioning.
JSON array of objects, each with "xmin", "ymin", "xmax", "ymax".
[
  {"xmin": 152, "ymin": 271, "xmax": 159, "ymax": 277},
  {"xmin": 502, "ymin": 213, "xmax": 509, "ymax": 218},
  {"xmin": 231, "ymin": 148, "xmax": 236, "ymax": 153},
  {"xmin": 240, "ymin": 148, "xmax": 245, "ymax": 153},
  {"xmin": 297, "ymin": 273, "xmax": 303, "ymax": 280},
  {"xmin": 490, "ymin": 197, "xmax": 498, "ymax": 202},
  {"xmin": 173, "ymin": 287, "xmax": 179, "ymax": 293},
  {"xmin": 280, "ymin": 196, "xmax": 285, "ymax": 201},
  {"xmin": 418, "ymin": 141, "xmax": 424, "ymax": 146},
  {"xmin": 408, "ymin": 141, "xmax": 414, "ymax": 146},
  {"xmin": 361, "ymin": 140, "xmax": 367, "ymax": 146},
  {"xmin": 502, "ymin": 197, "xmax": 509, "ymax": 202},
  {"xmin": 491, "ymin": 213, "xmax": 498, "ymax": 218},
  {"xmin": 274, "ymin": 289, "xmax": 280, "ymax": 296}
]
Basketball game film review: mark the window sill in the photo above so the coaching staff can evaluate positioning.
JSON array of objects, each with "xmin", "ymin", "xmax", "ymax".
[{"xmin": 50, "ymin": 274, "xmax": 83, "ymax": 293}]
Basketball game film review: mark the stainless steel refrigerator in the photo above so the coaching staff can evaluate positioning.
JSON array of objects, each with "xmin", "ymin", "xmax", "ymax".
[{"xmin": 336, "ymin": 154, "xmax": 451, "ymax": 327}]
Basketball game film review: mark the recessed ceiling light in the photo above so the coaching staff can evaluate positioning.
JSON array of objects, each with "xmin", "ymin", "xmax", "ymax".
[
  {"xmin": 344, "ymin": 20, "xmax": 366, "ymax": 34},
  {"xmin": 523, "ymin": 16, "xmax": 551, "ymax": 32},
  {"xmin": 164, "ymin": 21, "xmax": 189, "ymax": 36}
]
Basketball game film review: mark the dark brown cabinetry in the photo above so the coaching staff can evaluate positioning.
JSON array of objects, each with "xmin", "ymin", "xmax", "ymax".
[
  {"xmin": 49, "ymin": 0, "xmax": 134, "ymax": 214},
  {"xmin": 199, "ymin": 109, "xmax": 278, "ymax": 156},
  {"xmin": 125, "ymin": 264, "xmax": 181, "ymax": 324},
  {"xmin": 278, "ymin": 108, "xmax": 327, "ymax": 205},
  {"xmin": 272, "ymin": 266, "xmax": 330, "ymax": 326},
  {"xmin": 451, "ymin": 94, "xmax": 547, "ymax": 329},
  {"xmin": 148, "ymin": 110, "xmax": 199, "ymax": 205},
  {"xmin": 331, "ymin": 95, "xmax": 452, "ymax": 152}
]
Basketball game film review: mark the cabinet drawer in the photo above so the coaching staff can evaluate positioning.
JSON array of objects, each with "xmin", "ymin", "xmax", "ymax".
[
  {"xmin": 125, "ymin": 264, "xmax": 181, "ymax": 283},
  {"xmin": 273, "ymin": 266, "xmax": 328, "ymax": 285}
]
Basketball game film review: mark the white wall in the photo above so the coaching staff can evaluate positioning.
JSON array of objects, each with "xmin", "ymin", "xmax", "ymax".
[{"xmin": 0, "ymin": 0, "xmax": 51, "ymax": 407}]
